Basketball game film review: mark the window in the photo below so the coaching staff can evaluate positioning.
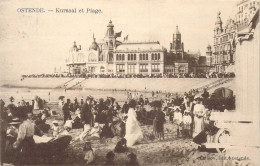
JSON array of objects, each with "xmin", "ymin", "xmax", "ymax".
[
  {"xmin": 139, "ymin": 54, "xmax": 143, "ymax": 60},
  {"xmin": 151, "ymin": 64, "xmax": 160, "ymax": 72},
  {"xmin": 140, "ymin": 64, "xmax": 148, "ymax": 72},
  {"xmin": 88, "ymin": 53, "xmax": 97, "ymax": 62},
  {"xmin": 116, "ymin": 54, "xmax": 125, "ymax": 61},
  {"xmin": 116, "ymin": 64, "xmax": 125, "ymax": 73},
  {"xmin": 108, "ymin": 53, "xmax": 113, "ymax": 62},
  {"xmin": 128, "ymin": 64, "xmax": 136, "ymax": 73},
  {"xmin": 151, "ymin": 53, "xmax": 160, "ymax": 61},
  {"xmin": 140, "ymin": 54, "xmax": 148, "ymax": 61},
  {"xmin": 128, "ymin": 54, "xmax": 136, "ymax": 61}
]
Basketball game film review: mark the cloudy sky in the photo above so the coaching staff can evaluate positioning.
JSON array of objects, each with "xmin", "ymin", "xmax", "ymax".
[{"xmin": 0, "ymin": 0, "xmax": 238, "ymax": 80}]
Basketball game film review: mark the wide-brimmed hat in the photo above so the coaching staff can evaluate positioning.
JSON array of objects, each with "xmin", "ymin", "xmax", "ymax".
[
  {"xmin": 184, "ymin": 109, "xmax": 190, "ymax": 113},
  {"xmin": 174, "ymin": 106, "xmax": 181, "ymax": 111},
  {"xmin": 94, "ymin": 123, "xmax": 99, "ymax": 127},
  {"xmin": 9, "ymin": 118, "xmax": 21, "ymax": 125},
  {"xmin": 52, "ymin": 120, "xmax": 59, "ymax": 124},
  {"xmin": 194, "ymin": 95, "xmax": 202, "ymax": 100}
]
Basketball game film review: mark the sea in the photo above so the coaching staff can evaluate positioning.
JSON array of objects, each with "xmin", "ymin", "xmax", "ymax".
[{"xmin": 0, "ymin": 79, "xmax": 165, "ymax": 105}]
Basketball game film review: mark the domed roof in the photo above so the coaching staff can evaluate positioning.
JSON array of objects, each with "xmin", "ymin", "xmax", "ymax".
[
  {"xmin": 89, "ymin": 42, "xmax": 98, "ymax": 51},
  {"xmin": 107, "ymin": 20, "xmax": 114, "ymax": 27},
  {"xmin": 215, "ymin": 11, "xmax": 222, "ymax": 25},
  {"xmin": 89, "ymin": 34, "xmax": 99, "ymax": 51}
]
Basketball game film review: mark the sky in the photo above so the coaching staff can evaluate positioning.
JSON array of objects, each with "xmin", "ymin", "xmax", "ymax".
[{"xmin": 0, "ymin": 0, "xmax": 239, "ymax": 80}]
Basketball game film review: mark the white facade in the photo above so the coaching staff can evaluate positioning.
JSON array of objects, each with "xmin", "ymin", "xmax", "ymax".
[{"xmin": 66, "ymin": 20, "xmax": 165, "ymax": 75}]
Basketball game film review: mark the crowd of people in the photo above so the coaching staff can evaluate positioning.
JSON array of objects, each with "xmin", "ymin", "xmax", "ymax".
[
  {"xmin": 21, "ymin": 71, "xmax": 235, "ymax": 80},
  {"xmin": 0, "ymin": 87, "xmax": 234, "ymax": 165}
]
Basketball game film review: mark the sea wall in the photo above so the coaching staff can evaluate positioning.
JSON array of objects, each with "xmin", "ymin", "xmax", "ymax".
[
  {"xmin": 79, "ymin": 78, "xmax": 230, "ymax": 93},
  {"xmin": 1, "ymin": 78, "xmax": 234, "ymax": 94},
  {"xmin": 1, "ymin": 78, "xmax": 71, "ymax": 89}
]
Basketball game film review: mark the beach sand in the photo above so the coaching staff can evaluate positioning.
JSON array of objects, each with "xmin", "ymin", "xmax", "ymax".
[{"xmin": 43, "ymin": 102, "xmax": 224, "ymax": 166}]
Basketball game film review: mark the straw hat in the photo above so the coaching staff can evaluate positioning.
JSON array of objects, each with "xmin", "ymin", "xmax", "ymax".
[
  {"xmin": 194, "ymin": 95, "xmax": 202, "ymax": 100},
  {"xmin": 9, "ymin": 118, "xmax": 21, "ymax": 125},
  {"xmin": 52, "ymin": 120, "xmax": 59, "ymax": 124},
  {"xmin": 184, "ymin": 109, "xmax": 190, "ymax": 113}
]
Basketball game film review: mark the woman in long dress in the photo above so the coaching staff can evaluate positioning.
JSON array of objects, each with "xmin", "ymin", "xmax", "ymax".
[
  {"xmin": 125, "ymin": 100, "xmax": 143, "ymax": 146},
  {"xmin": 193, "ymin": 97, "xmax": 206, "ymax": 137}
]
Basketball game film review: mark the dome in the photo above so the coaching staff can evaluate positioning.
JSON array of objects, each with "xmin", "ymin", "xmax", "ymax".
[
  {"xmin": 107, "ymin": 20, "xmax": 114, "ymax": 27},
  {"xmin": 89, "ymin": 42, "xmax": 98, "ymax": 51},
  {"xmin": 215, "ymin": 12, "xmax": 222, "ymax": 25},
  {"xmin": 89, "ymin": 34, "xmax": 99, "ymax": 51},
  {"xmin": 106, "ymin": 20, "xmax": 114, "ymax": 36}
]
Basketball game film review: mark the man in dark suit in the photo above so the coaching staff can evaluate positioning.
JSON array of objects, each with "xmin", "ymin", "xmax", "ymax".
[
  {"xmin": 63, "ymin": 99, "xmax": 71, "ymax": 123},
  {"xmin": 81, "ymin": 97, "xmax": 92, "ymax": 126}
]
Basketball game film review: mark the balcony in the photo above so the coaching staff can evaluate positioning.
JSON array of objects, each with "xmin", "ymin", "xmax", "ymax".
[{"xmin": 151, "ymin": 69, "xmax": 160, "ymax": 72}]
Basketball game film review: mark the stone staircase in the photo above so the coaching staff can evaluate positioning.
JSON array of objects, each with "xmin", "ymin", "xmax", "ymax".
[
  {"xmin": 195, "ymin": 78, "xmax": 234, "ymax": 93},
  {"xmin": 55, "ymin": 78, "xmax": 75, "ymax": 89},
  {"xmin": 65, "ymin": 78, "xmax": 86, "ymax": 89}
]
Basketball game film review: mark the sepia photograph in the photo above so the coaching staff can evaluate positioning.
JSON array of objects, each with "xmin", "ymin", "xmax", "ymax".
[{"xmin": 0, "ymin": 0, "xmax": 259, "ymax": 165}]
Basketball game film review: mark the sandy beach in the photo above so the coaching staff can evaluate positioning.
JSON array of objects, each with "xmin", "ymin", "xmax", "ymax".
[{"xmin": 41, "ymin": 102, "xmax": 225, "ymax": 166}]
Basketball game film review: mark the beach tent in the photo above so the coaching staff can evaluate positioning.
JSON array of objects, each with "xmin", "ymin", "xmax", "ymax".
[{"xmin": 213, "ymin": 87, "xmax": 233, "ymax": 99}]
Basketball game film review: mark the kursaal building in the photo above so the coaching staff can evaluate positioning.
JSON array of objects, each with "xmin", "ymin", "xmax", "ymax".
[{"xmin": 66, "ymin": 20, "xmax": 189, "ymax": 75}]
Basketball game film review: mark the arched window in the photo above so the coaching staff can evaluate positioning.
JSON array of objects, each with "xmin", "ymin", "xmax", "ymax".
[
  {"xmin": 128, "ymin": 54, "xmax": 130, "ymax": 60},
  {"xmin": 122, "ymin": 54, "xmax": 125, "ymax": 61},
  {"xmin": 116, "ymin": 54, "xmax": 118, "ymax": 60},
  {"xmin": 152, "ymin": 53, "xmax": 154, "ymax": 60},
  {"xmin": 146, "ymin": 54, "xmax": 148, "ymax": 60},
  {"xmin": 134, "ymin": 54, "xmax": 136, "ymax": 60},
  {"xmin": 158, "ymin": 53, "xmax": 160, "ymax": 60},
  {"xmin": 110, "ymin": 40, "xmax": 113, "ymax": 47},
  {"xmin": 139, "ymin": 54, "xmax": 142, "ymax": 60},
  {"xmin": 131, "ymin": 54, "xmax": 133, "ymax": 60}
]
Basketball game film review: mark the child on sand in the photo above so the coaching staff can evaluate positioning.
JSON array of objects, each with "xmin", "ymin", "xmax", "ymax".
[
  {"xmin": 83, "ymin": 141, "xmax": 95, "ymax": 165},
  {"xmin": 114, "ymin": 138, "xmax": 127, "ymax": 153},
  {"xmin": 155, "ymin": 108, "xmax": 166, "ymax": 140},
  {"xmin": 52, "ymin": 120, "xmax": 60, "ymax": 137},
  {"xmin": 182, "ymin": 110, "xmax": 192, "ymax": 138},
  {"xmin": 173, "ymin": 107, "xmax": 183, "ymax": 137}
]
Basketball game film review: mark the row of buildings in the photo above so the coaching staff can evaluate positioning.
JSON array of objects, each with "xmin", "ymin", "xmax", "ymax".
[
  {"xmin": 65, "ymin": 0, "xmax": 259, "ymax": 75},
  {"xmin": 66, "ymin": 21, "xmax": 191, "ymax": 75},
  {"xmin": 197, "ymin": 0, "xmax": 259, "ymax": 73}
]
